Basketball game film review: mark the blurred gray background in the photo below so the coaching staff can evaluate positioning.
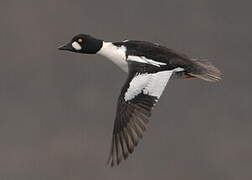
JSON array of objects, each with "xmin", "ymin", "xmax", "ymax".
[{"xmin": 0, "ymin": 0, "xmax": 251, "ymax": 179}]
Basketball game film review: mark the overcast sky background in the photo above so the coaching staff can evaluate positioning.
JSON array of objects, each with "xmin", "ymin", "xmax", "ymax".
[{"xmin": 0, "ymin": 0, "xmax": 251, "ymax": 180}]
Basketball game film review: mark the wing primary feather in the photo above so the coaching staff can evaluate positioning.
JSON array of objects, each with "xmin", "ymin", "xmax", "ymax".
[
  {"xmin": 122, "ymin": 127, "xmax": 132, "ymax": 154},
  {"xmin": 129, "ymin": 117, "xmax": 144, "ymax": 139},
  {"xmin": 126, "ymin": 121, "xmax": 139, "ymax": 146},
  {"xmin": 124, "ymin": 127, "xmax": 134, "ymax": 153},
  {"xmin": 119, "ymin": 131, "xmax": 128, "ymax": 159},
  {"xmin": 107, "ymin": 136, "xmax": 115, "ymax": 167},
  {"xmin": 107, "ymin": 66, "xmax": 174, "ymax": 166},
  {"xmin": 134, "ymin": 115, "xmax": 147, "ymax": 132},
  {"xmin": 117, "ymin": 115, "xmax": 128, "ymax": 160},
  {"xmin": 115, "ymin": 134, "xmax": 123, "ymax": 165},
  {"xmin": 129, "ymin": 105, "xmax": 150, "ymax": 123},
  {"xmin": 133, "ymin": 105, "xmax": 151, "ymax": 118}
]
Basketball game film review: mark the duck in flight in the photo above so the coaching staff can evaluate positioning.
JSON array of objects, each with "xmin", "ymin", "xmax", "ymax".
[{"xmin": 59, "ymin": 34, "xmax": 221, "ymax": 167}]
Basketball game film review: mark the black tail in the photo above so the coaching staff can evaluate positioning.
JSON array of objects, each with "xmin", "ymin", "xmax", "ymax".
[
  {"xmin": 174, "ymin": 58, "xmax": 222, "ymax": 82},
  {"xmin": 188, "ymin": 58, "xmax": 222, "ymax": 82}
]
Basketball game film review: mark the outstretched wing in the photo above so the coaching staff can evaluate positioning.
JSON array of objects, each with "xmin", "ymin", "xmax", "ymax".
[{"xmin": 107, "ymin": 62, "xmax": 175, "ymax": 167}]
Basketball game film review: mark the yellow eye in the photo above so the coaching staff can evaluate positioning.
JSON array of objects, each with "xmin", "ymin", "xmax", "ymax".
[{"xmin": 77, "ymin": 38, "xmax": 83, "ymax": 43}]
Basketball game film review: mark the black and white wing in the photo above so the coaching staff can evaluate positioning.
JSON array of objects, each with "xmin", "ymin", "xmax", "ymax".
[{"xmin": 107, "ymin": 62, "xmax": 175, "ymax": 167}]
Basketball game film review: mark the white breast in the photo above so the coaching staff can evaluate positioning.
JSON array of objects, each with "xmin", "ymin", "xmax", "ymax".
[{"xmin": 97, "ymin": 42, "xmax": 128, "ymax": 72}]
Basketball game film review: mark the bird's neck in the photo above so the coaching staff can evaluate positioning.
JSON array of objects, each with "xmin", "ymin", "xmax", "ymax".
[{"xmin": 97, "ymin": 41, "xmax": 128, "ymax": 72}]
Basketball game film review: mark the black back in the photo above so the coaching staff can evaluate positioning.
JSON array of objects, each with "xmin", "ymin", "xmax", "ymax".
[{"xmin": 113, "ymin": 40, "xmax": 195, "ymax": 71}]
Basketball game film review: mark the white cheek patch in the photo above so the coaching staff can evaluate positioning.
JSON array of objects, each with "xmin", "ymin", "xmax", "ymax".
[{"xmin": 72, "ymin": 41, "xmax": 82, "ymax": 50}]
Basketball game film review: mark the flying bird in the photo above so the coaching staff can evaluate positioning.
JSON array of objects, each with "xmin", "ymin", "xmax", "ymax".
[{"xmin": 58, "ymin": 34, "xmax": 221, "ymax": 167}]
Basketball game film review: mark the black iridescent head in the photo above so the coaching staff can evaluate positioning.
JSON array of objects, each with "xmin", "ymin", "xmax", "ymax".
[{"xmin": 58, "ymin": 34, "xmax": 103, "ymax": 54}]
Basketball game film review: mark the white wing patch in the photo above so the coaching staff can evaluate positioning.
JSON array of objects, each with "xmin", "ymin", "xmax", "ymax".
[
  {"xmin": 127, "ymin": 55, "xmax": 167, "ymax": 67},
  {"xmin": 144, "ymin": 71, "xmax": 173, "ymax": 98},
  {"xmin": 124, "ymin": 73, "xmax": 151, "ymax": 101},
  {"xmin": 124, "ymin": 70, "xmax": 174, "ymax": 101}
]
